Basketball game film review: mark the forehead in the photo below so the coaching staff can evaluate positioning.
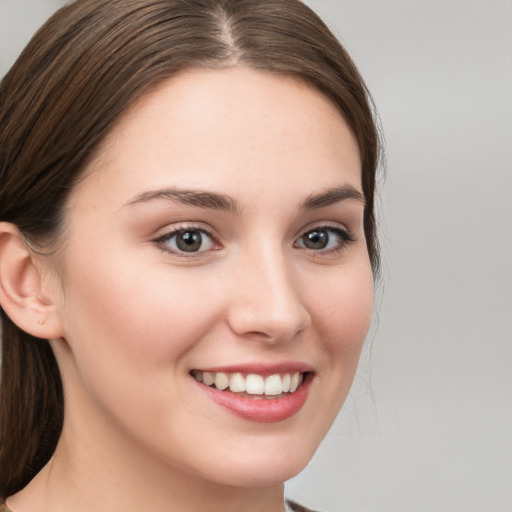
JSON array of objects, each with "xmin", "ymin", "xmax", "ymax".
[{"xmin": 74, "ymin": 67, "xmax": 362, "ymax": 209}]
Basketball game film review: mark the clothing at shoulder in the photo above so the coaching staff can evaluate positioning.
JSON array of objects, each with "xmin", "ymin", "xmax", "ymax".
[{"xmin": 286, "ymin": 499, "xmax": 322, "ymax": 512}]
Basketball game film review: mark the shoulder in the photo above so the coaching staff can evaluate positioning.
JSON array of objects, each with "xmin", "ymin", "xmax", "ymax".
[{"xmin": 286, "ymin": 499, "xmax": 323, "ymax": 512}]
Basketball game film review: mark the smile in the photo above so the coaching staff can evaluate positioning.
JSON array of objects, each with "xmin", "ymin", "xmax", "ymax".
[
  {"xmin": 191, "ymin": 367, "xmax": 313, "ymax": 423},
  {"xmin": 191, "ymin": 370, "xmax": 304, "ymax": 398}
]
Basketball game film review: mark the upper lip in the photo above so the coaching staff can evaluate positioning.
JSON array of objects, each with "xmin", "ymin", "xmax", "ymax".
[{"xmin": 192, "ymin": 362, "xmax": 314, "ymax": 376}]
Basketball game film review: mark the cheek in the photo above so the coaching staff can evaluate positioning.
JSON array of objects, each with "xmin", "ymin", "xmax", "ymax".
[
  {"xmin": 286, "ymin": 259, "xmax": 373, "ymax": 458},
  {"xmin": 312, "ymin": 261, "xmax": 374, "ymax": 360},
  {"xmin": 58, "ymin": 250, "xmax": 220, "ymax": 390},
  {"xmin": 56, "ymin": 251, "xmax": 228, "ymax": 457}
]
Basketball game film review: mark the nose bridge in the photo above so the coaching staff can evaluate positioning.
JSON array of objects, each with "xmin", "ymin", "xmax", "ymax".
[{"xmin": 227, "ymin": 239, "xmax": 311, "ymax": 341}]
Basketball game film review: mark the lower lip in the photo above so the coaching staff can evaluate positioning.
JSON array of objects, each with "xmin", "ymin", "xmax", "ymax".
[{"xmin": 195, "ymin": 375, "xmax": 312, "ymax": 423}]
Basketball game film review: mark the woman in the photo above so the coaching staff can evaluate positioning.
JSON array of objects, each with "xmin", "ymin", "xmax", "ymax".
[{"xmin": 0, "ymin": 0, "xmax": 381, "ymax": 511}]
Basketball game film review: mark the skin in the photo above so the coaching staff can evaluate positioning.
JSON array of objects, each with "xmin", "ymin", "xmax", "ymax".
[{"xmin": 8, "ymin": 67, "xmax": 374, "ymax": 512}]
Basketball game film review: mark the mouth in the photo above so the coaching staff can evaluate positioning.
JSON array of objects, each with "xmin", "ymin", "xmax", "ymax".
[
  {"xmin": 190, "ymin": 370, "xmax": 307, "ymax": 399},
  {"xmin": 190, "ymin": 367, "xmax": 313, "ymax": 423}
]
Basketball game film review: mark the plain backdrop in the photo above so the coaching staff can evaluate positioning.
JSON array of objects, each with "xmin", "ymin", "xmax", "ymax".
[{"xmin": 1, "ymin": 1, "xmax": 511, "ymax": 511}]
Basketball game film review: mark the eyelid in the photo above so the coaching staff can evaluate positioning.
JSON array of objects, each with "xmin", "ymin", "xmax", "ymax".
[
  {"xmin": 295, "ymin": 220, "xmax": 353, "ymax": 239},
  {"xmin": 152, "ymin": 223, "xmax": 222, "ymax": 257},
  {"xmin": 151, "ymin": 220, "xmax": 356, "ymax": 259},
  {"xmin": 294, "ymin": 222, "xmax": 356, "ymax": 253}
]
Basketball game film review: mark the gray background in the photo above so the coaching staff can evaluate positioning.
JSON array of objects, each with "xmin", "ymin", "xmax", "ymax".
[{"xmin": 1, "ymin": 1, "xmax": 511, "ymax": 511}]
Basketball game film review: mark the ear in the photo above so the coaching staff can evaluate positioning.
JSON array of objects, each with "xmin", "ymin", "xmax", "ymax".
[{"xmin": 0, "ymin": 222, "xmax": 64, "ymax": 339}]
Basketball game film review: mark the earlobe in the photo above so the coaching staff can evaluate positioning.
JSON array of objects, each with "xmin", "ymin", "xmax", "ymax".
[{"xmin": 0, "ymin": 222, "xmax": 64, "ymax": 339}]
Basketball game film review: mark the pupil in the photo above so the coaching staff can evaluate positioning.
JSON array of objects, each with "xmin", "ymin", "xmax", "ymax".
[
  {"xmin": 177, "ymin": 231, "xmax": 202, "ymax": 252},
  {"xmin": 305, "ymin": 230, "xmax": 328, "ymax": 249}
]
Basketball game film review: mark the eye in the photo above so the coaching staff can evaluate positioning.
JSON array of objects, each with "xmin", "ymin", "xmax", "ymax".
[
  {"xmin": 295, "ymin": 226, "xmax": 354, "ymax": 252},
  {"xmin": 155, "ymin": 228, "xmax": 217, "ymax": 255}
]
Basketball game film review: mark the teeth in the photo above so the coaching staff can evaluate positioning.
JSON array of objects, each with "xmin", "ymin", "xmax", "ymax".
[
  {"xmin": 289, "ymin": 372, "xmax": 300, "ymax": 393},
  {"xmin": 246, "ymin": 374, "xmax": 264, "ymax": 394},
  {"xmin": 229, "ymin": 373, "xmax": 245, "ymax": 392},
  {"xmin": 214, "ymin": 372, "xmax": 229, "ymax": 390},
  {"xmin": 282, "ymin": 373, "xmax": 291, "ymax": 392},
  {"xmin": 264, "ymin": 374, "xmax": 283, "ymax": 396},
  {"xmin": 202, "ymin": 371, "xmax": 215, "ymax": 386},
  {"xmin": 193, "ymin": 370, "xmax": 305, "ymax": 396}
]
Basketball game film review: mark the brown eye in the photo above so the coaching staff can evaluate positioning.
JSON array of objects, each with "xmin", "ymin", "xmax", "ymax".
[
  {"xmin": 176, "ymin": 231, "xmax": 203, "ymax": 252},
  {"xmin": 296, "ymin": 227, "xmax": 353, "ymax": 252},
  {"xmin": 159, "ymin": 229, "xmax": 216, "ymax": 254},
  {"xmin": 301, "ymin": 230, "xmax": 329, "ymax": 249}
]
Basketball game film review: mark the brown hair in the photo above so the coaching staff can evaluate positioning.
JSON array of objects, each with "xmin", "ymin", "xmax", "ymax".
[{"xmin": 0, "ymin": 0, "xmax": 381, "ymax": 498}]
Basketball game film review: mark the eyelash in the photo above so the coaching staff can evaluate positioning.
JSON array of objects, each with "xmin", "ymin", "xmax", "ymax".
[
  {"xmin": 153, "ymin": 223, "xmax": 355, "ymax": 258},
  {"xmin": 153, "ymin": 224, "xmax": 220, "ymax": 258},
  {"xmin": 294, "ymin": 224, "xmax": 356, "ymax": 255}
]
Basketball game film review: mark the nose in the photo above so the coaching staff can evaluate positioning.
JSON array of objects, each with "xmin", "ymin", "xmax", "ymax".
[{"xmin": 226, "ymin": 247, "xmax": 311, "ymax": 343}]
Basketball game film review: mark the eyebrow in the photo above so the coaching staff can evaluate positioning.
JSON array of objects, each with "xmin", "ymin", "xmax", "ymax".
[
  {"xmin": 125, "ymin": 188, "xmax": 242, "ymax": 215},
  {"xmin": 124, "ymin": 184, "xmax": 364, "ymax": 214},
  {"xmin": 300, "ymin": 185, "xmax": 365, "ymax": 210}
]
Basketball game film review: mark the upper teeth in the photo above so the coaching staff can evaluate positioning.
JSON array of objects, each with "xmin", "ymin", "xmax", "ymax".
[{"xmin": 192, "ymin": 371, "xmax": 303, "ymax": 396}]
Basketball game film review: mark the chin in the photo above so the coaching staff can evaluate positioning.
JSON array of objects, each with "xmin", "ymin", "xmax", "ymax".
[
  {"xmin": 210, "ymin": 462, "xmax": 308, "ymax": 489},
  {"xmin": 190, "ymin": 438, "xmax": 318, "ymax": 489}
]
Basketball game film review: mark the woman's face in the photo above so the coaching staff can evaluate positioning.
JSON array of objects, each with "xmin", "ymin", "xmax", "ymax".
[{"xmin": 50, "ymin": 67, "xmax": 374, "ymax": 487}]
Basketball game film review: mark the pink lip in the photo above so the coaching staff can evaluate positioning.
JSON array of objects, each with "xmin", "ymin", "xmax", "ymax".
[{"xmin": 193, "ymin": 371, "xmax": 313, "ymax": 423}]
